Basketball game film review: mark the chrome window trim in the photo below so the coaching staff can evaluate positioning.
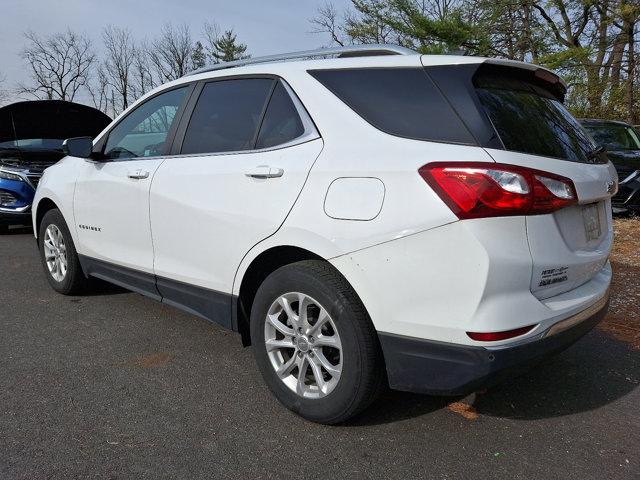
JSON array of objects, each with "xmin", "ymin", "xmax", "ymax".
[
  {"xmin": 279, "ymin": 79, "xmax": 319, "ymax": 144},
  {"xmin": 164, "ymin": 135, "xmax": 321, "ymax": 161}
]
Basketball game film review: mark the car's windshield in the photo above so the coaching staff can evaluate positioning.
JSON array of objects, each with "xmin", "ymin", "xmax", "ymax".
[
  {"xmin": 0, "ymin": 138, "xmax": 64, "ymax": 150},
  {"xmin": 583, "ymin": 123, "xmax": 640, "ymax": 151}
]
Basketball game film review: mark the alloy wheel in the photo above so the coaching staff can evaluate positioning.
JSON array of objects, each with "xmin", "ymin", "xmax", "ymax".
[
  {"xmin": 264, "ymin": 292, "xmax": 342, "ymax": 399},
  {"xmin": 43, "ymin": 224, "xmax": 68, "ymax": 282}
]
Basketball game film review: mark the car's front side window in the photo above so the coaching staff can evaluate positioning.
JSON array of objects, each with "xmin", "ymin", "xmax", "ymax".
[{"xmin": 103, "ymin": 86, "xmax": 189, "ymax": 160}]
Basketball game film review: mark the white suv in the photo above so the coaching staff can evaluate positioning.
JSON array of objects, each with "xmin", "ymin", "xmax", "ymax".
[{"xmin": 33, "ymin": 45, "xmax": 616, "ymax": 424}]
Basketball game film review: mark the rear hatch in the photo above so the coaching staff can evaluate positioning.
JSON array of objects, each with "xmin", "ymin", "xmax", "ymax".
[{"xmin": 424, "ymin": 60, "xmax": 617, "ymax": 299}]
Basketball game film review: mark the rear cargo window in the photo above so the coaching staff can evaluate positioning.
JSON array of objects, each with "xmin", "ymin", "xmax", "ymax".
[
  {"xmin": 309, "ymin": 68, "xmax": 475, "ymax": 145},
  {"xmin": 474, "ymin": 72, "xmax": 600, "ymax": 163}
]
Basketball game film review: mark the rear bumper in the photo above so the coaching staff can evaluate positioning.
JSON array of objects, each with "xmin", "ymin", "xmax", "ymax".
[{"xmin": 379, "ymin": 295, "xmax": 609, "ymax": 395}]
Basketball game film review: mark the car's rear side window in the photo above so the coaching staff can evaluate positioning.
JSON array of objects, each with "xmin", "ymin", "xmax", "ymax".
[
  {"xmin": 256, "ymin": 81, "xmax": 305, "ymax": 149},
  {"xmin": 181, "ymin": 78, "xmax": 274, "ymax": 155},
  {"xmin": 309, "ymin": 68, "xmax": 475, "ymax": 144}
]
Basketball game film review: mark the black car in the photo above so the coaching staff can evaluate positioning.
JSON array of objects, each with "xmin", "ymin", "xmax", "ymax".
[
  {"xmin": 580, "ymin": 119, "xmax": 640, "ymax": 214},
  {"xmin": 0, "ymin": 101, "xmax": 111, "ymax": 231}
]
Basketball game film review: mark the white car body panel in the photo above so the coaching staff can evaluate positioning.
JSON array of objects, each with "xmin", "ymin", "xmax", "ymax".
[
  {"xmin": 330, "ymin": 218, "xmax": 611, "ymax": 346},
  {"xmin": 32, "ymin": 157, "xmax": 80, "ymax": 244}
]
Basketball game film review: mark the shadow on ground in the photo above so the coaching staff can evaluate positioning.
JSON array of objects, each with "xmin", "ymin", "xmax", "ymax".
[
  {"xmin": 351, "ymin": 329, "xmax": 639, "ymax": 426},
  {"xmin": 2, "ymin": 226, "xmax": 33, "ymax": 235}
]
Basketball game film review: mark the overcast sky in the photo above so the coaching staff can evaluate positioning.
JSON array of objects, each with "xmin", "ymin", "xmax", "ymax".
[{"xmin": 0, "ymin": 0, "xmax": 350, "ymax": 104}]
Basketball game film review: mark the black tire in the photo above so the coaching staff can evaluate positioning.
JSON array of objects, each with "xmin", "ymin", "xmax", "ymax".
[
  {"xmin": 250, "ymin": 260, "xmax": 385, "ymax": 424},
  {"xmin": 0, "ymin": 225, "xmax": 8, "ymax": 234},
  {"xmin": 38, "ymin": 208, "xmax": 87, "ymax": 295}
]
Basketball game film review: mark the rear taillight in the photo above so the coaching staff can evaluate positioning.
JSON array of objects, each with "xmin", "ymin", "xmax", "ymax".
[{"xmin": 419, "ymin": 162, "xmax": 577, "ymax": 219}]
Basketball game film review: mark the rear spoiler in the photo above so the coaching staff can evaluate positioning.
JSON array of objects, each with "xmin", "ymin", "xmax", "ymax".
[
  {"xmin": 420, "ymin": 55, "xmax": 567, "ymax": 98},
  {"xmin": 482, "ymin": 58, "xmax": 567, "ymax": 93}
]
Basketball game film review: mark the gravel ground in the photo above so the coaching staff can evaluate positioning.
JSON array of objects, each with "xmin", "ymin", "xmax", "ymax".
[{"xmin": 0, "ymin": 223, "xmax": 638, "ymax": 480}]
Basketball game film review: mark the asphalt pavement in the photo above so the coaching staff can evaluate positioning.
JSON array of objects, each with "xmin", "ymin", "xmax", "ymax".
[{"xmin": 1, "ymin": 227, "xmax": 638, "ymax": 479}]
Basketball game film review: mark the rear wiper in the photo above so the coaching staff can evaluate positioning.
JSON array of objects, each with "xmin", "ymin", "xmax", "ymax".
[{"xmin": 587, "ymin": 145, "xmax": 606, "ymax": 158}]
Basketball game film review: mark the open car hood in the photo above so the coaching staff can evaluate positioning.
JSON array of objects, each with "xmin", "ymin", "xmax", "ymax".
[{"xmin": 0, "ymin": 100, "xmax": 111, "ymax": 144}]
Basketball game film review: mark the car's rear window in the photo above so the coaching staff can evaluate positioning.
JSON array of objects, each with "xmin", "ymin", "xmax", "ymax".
[
  {"xmin": 474, "ymin": 71, "xmax": 600, "ymax": 163},
  {"xmin": 309, "ymin": 68, "xmax": 475, "ymax": 145}
]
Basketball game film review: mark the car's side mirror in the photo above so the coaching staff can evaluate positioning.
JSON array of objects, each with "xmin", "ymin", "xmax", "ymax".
[{"xmin": 63, "ymin": 137, "xmax": 95, "ymax": 159}]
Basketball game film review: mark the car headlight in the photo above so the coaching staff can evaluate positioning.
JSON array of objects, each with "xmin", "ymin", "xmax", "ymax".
[{"xmin": 0, "ymin": 169, "xmax": 24, "ymax": 182}]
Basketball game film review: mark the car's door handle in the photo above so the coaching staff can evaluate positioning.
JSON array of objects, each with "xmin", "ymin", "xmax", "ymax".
[
  {"xmin": 128, "ymin": 169, "xmax": 150, "ymax": 180},
  {"xmin": 245, "ymin": 165, "xmax": 284, "ymax": 179}
]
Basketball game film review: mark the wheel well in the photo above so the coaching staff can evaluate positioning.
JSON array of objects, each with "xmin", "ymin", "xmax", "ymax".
[
  {"xmin": 35, "ymin": 198, "xmax": 59, "ymax": 237},
  {"xmin": 236, "ymin": 246, "xmax": 323, "ymax": 346}
]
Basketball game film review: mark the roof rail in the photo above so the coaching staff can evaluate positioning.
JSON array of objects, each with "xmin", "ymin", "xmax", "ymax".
[{"xmin": 186, "ymin": 44, "xmax": 417, "ymax": 76}]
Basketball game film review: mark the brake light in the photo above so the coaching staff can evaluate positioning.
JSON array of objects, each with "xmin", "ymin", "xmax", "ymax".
[
  {"xmin": 467, "ymin": 325, "xmax": 536, "ymax": 342},
  {"xmin": 419, "ymin": 162, "xmax": 577, "ymax": 219}
]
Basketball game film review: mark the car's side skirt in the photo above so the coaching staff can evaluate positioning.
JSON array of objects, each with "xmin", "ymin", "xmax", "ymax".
[{"xmin": 78, "ymin": 255, "xmax": 234, "ymax": 330}]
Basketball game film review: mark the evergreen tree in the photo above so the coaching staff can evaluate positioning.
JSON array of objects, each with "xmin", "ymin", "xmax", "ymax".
[
  {"xmin": 210, "ymin": 30, "xmax": 249, "ymax": 63},
  {"xmin": 191, "ymin": 40, "xmax": 206, "ymax": 70}
]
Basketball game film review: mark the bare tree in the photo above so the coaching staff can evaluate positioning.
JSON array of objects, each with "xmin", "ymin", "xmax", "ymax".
[
  {"xmin": 19, "ymin": 29, "xmax": 95, "ymax": 101},
  {"xmin": 102, "ymin": 25, "xmax": 136, "ymax": 113},
  {"xmin": 147, "ymin": 23, "xmax": 193, "ymax": 82},
  {"xmin": 0, "ymin": 72, "xmax": 8, "ymax": 106},
  {"xmin": 203, "ymin": 21, "xmax": 221, "ymax": 53},
  {"xmin": 310, "ymin": 2, "xmax": 347, "ymax": 46},
  {"xmin": 132, "ymin": 43, "xmax": 156, "ymax": 98},
  {"xmin": 88, "ymin": 65, "xmax": 110, "ymax": 115}
]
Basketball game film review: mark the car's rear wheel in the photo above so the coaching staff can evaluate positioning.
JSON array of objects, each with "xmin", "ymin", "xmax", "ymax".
[
  {"xmin": 38, "ymin": 209, "xmax": 87, "ymax": 295},
  {"xmin": 250, "ymin": 260, "xmax": 385, "ymax": 424}
]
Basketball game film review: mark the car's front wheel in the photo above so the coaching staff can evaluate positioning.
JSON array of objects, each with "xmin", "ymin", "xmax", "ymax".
[
  {"xmin": 250, "ymin": 260, "xmax": 385, "ymax": 424},
  {"xmin": 38, "ymin": 209, "xmax": 88, "ymax": 295}
]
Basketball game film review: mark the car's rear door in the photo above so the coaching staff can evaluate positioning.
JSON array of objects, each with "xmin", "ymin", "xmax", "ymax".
[{"xmin": 149, "ymin": 77, "xmax": 322, "ymax": 325}]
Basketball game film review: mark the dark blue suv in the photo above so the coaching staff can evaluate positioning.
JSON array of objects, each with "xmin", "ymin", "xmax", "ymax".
[
  {"xmin": 0, "ymin": 101, "xmax": 110, "ymax": 232},
  {"xmin": 580, "ymin": 119, "xmax": 640, "ymax": 214}
]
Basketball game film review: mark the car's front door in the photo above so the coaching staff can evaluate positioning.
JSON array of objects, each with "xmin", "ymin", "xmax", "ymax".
[
  {"xmin": 73, "ymin": 86, "xmax": 191, "ymax": 280},
  {"xmin": 149, "ymin": 78, "xmax": 322, "ymax": 325}
]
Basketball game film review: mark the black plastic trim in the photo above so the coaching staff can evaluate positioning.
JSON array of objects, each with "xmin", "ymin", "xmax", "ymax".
[
  {"xmin": 0, "ymin": 211, "xmax": 32, "ymax": 225},
  {"xmin": 156, "ymin": 275, "xmax": 233, "ymax": 329},
  {"xmin": 78, "ymin": 255, "xmax": 234, "ymax": 330},
  {"xmin": 79, "ymin": 254, "xmax": 161, "ymax": 300},
  {"xmin": 378, "ymin": 299, "xmax": 609, "ymax": 395}
]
